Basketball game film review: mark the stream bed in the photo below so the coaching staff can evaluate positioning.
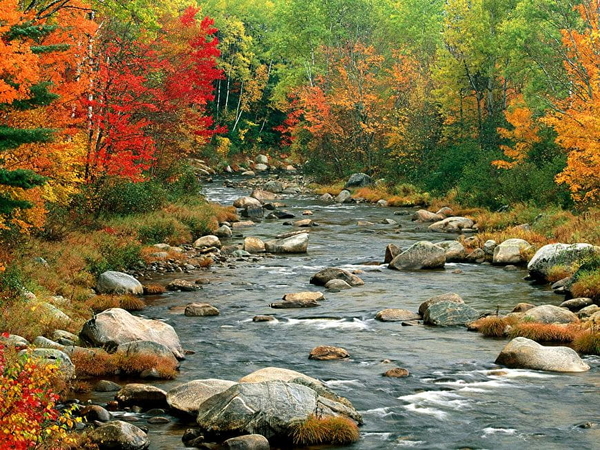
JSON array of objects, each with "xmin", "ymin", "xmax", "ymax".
[{"xmin": 91, "ymin": 177, "xmax": 600, "ymax": 450}]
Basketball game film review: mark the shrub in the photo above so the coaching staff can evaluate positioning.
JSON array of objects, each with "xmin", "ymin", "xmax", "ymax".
[
  {"xmin": 137, "ymin": 217, "xmax": 178, "ymax": 244},
  {"xmin": 289, "ymin": 415, "xmax": 360, "ymax": 446},
  {"xmin": 507, "ymin": 323, "xmax": 579, "ymax": 343},
  {"xmin": 0, "ymin": 340, "xmax": 81, "ymax": 449}
]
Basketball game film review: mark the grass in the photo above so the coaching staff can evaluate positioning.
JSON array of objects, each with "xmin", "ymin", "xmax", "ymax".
[
  {"xmin": 573, "ymin": 329, "xmax": 600, "ymax": 355},
  {"xmin": 71, "ymin": 347, "xmax": 178, "ymax": 379},
  {"xmin": 289, "ymin": 415, "xmax": 360, "ymax": 446},
  {"xmin": 352, "ymin": 184, "xmax": 430, "ymax": 206},
  {"xmin": 84, "ymin": 294, "xmax": 146, "ymax": 313},
  {"xmin": 507, "ymin": 322, "xmax": 580, "ymax": 343},
  {"xmin": 469, "ymin": 316, "xmax": 519, "ymax": 337},
  {"xmin": 570, "ymin": 267, "xmax": 600, "ymax": 301},
  {"xmin": 143, "ymin": 284, "xmax": 166, "ymax": 295}
]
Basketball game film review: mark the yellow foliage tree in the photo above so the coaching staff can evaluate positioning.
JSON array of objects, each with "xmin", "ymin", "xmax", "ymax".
[{"xmin": 543, "ymin": 0, "xmax": 600, "ymax": 204}]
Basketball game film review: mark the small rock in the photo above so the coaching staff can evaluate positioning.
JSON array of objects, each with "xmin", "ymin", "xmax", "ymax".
[
  {"xmin": 147, "ymin": 417, "xmax": 170, "ymax": 424},
  {"xmin": 185, "ymin": 303, "xmax": 220, "ymax": 317},
  {"xmin": 244, "ymin": 237, "xmax": 266, "ymax": 253},
  {"xmin": 560, "ymin": 297, "xmax": 593, "ymax": 312},
  {"xmin": 94, "ymin": 380, "xmax": 123, "ymax": 392},
  {"xmin": 253, "ymin": 315, "xmax": 276, "ymax": 322},
  {"xmin": 116, "ymin": 384, "xmax": 168, "ymax": 408},
  {"xmin": 194, "ymin": 235, "xmax": 222, "ymax": 249},
  {"xmin": 375, "ymin": 309, "xmax": 421, "ymax": 322},
  {"xmin": 382, "ymin": 368, "xmax": 410, "ymax": 378},
  {"xmin": 310, "ymin": 268, "xmax": 364, "ymax": 286},
  {"xmin": 512, "ymin": 303, "xmax": 535, "ymax": 313},
  {"xmin": 223, "ymin": 434, "xmax": 270, "ymax": 450},
  {"xmin": 167, "ymin": 279, "xmax": 200, "ymax": 292},
  {"xmin": 309, "ymin": 345, "xmax": 349, "ymax": 360}
]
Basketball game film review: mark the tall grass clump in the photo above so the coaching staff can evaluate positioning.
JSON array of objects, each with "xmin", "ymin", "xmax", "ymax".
[
  {"xmin": 469, "ymin": 316, "xmax": 518, "ymax": 337},
  {"xmin": 289, "ymin": 415, "xmax": 360, "ymax": 446},
  {"xmin": 507, "ymin": 323, "xmax": 579, "ymax": 343},
  {"xmin": 573, "ymin": 329, "xmax": 600, "ymax": 355}
]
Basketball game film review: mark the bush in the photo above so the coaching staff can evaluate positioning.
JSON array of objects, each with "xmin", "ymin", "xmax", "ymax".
[
  {"xmin": 86, "ymin": 233, "xmax": 142, "ymax": 277},
  {"xmin": 469, "ymin": 316, "xmax": 516, "ymax": 337},
  {"xmin": 0, "ymin": 340, "xmax": 81, "ymax": 448},
  {"xmin": 289, "ymin": 415, "xmax": 360, "ymax": 446}
]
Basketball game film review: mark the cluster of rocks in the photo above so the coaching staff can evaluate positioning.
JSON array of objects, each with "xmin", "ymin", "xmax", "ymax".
[
  {"xmin": 60, "ymin": 367, "xmax": 361, "ymax": 449},
  {"xmin": 224, "ymin": 154, "xmax": 298, "ymax": 176}
]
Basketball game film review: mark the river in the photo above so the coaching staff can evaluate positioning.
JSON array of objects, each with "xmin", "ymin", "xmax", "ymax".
[{"xmin": 92, "ymin": 177, "xmax": 600, "ymax": 450}]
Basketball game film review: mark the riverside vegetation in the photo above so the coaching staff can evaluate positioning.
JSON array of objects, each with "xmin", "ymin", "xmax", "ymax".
[{"xmin": 1, "ymin": 0, "xmax": 600, "ymax": 448}]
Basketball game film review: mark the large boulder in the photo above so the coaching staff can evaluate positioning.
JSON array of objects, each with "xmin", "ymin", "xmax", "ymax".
[
  {"xmin": 423, "ymin": 301, "xmax": 479, "ymax": 326},
  {"xmin": 527, "ymin": 243, "xmax": 600, "ymax": 282},
  {"xmin": 521, "ymin": 305, "xmax": 579, "ymax": 324},
  {"xmin": 492, "ymin": 238, "xmax": 533, "ymax": 265},
  {"xmin": 418, "ymin": 293, "xmax": 464, "ymax": 317},
  {"xmin": 96, "ymin": 271, "xmax": 143, "ymax": 295},
  {"xmin": 88, "ymin": 420, "xmax": 149, "ymax": 450},
  {"xmin": 335, "ymin": 190, "xmax": 352, "ymax": 203},
  {"xmin": 265, "ymin": 233, "xmax": 309, "ymax": 253},
  {"xmin": 495, "ymin": 337, "xmax": 590, "ymax": 372},
  {"xmin": 435, "ymin": 241, "xmax": 467, "ymax": 262},
  {"xmin": 282, "ymin": 292, "xmax": 324, "ymax": 303},
  {"xmin": 238, "ymin": 367, "xmax": 322, "ymax": 386},
  {"xmin": 80, "ymin": 308, "xmax": 184, "ymax": 359},
  {"xmin": 375, "ymin": 309, "xmax": 420, "ymax": 322},
  {"xmin": 388, "ymin": 241, "xmax": 446, "ymax": 270},
  {"xmin": 167, "ymin": 379, "xmax": 236, "ymax": 415},
  {"xmin": 310, "ymin": 268, "xmax": 364, "ymax": 287},
  {"xmin": 196, "ymin": 381, "xmax": 361, "ymax": 442},
  {"xmin": 428, "ymin": 217, "xmax": 475, "ymax": 233},
  {"xmin": 345, "ymin": 173, "xmax": 372, "ymax": 188}
]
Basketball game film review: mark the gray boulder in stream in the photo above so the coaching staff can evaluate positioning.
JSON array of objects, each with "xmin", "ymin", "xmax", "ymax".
[
  {"xmin": 196, "ymin": 381, "xmax": 361, "ymax": 442},
  {"xmin": 345, "ymin": 173, "xmax": 372, "ymax": 188},
  {"xmin": 388, "ymin": 241, "xmax": 446, "ymax": 270},
  {"xmin": 423, "ymin": 301, "xmax": 479, "ymax": 326},
  {"xmin": 265, "ymin": 232, "xmax": 309, "ymax": 253},
  {"xmin": 527, "ymin": 243, "xmax": 600, "ymax": 282},
  {"xmin": 167, "ymin": 379, "xmax": 236, "ymax": 415},
  {"xmin": 88, "ymin": 420, "xmax": 149, "ymax": 450},
  {"xmin": 495, "ymin": 337, "xmax": 590, "ymax": 372},
  {"xmin": 80, "ymin": 308, "xmax": 184, "ymax": 359}
]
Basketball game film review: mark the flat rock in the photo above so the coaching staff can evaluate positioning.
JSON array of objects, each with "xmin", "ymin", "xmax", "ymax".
[
  {"xmin": 375, "ymin": 309, "xmax": 421, "ymax": 322},
  {"xmin": 167, "ymin": 279, "xmax": 200, "ymax": 291},
  {"xmin": 412, "ymin": 209, "xmax": 443, "ymax": 222},
  {"xmin": 282, "ymin": 292, "xmax": 324, "ymax": 302},
  {"xmin": 495, "ymin": 337, "xmax": 590, "ymax": 372},
  {"xmin": 270, "ymin": 299, "xmax": 319, "ymax": 308},
  {"xmin": 167, "ymin": 379, "xmax": 236, "ymax": 415},
  {"xmin": 238, "ymin": 367, "xmax": 322, "ymax": 386}
]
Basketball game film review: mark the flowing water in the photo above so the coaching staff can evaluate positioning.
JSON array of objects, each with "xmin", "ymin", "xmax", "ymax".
[{"xmin": 93, "ymin": 178, "xmax": 600, "ymax": 449}]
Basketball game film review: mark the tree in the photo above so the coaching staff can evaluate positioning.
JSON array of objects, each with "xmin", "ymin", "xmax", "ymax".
[{"xmin": 543, "ymin": 0, "xmax": 600, "ymax": 204}]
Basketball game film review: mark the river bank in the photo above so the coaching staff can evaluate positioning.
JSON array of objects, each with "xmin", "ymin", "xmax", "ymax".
[{"xmin": 1, "ymin": 172, "xmax": 599, "ymax": 449}]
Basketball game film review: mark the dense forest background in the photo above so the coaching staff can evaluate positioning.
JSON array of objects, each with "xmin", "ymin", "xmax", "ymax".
[{"xmin": 2, "ymin": 0, "xmax": 600, "ymax": 234}]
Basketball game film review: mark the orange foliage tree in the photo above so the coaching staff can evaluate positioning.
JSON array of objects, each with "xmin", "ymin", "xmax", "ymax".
[{"xmin": 543, "ymin": 0, "xmax": 600, "ymax": 204}]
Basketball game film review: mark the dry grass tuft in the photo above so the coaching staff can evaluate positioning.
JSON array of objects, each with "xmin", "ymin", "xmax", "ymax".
[
  {"xmin": 312, "ymin": 183, "xmax": 345, "ymax": 196},
  {"xmin": 507, "ymin": 323, "xmax": 580, "ymax": 343},
  {"xmin": 571, "ymin": 270, "xmax": 600, "ymax": 301},
  {"xmin": 546, "ymin": 266, "xmax": 575, "ymax": 284},
  {"xmin": 85, "ymin": 294, "xmax": 146, "ymax": 313},
  {"xmin": 143, "ymin": 284, "xmax": 166, "ymax": 295},
  {"xmin": 72, "ymin": 348, "xmax": 178, "ymax": 379},
  {"xmin": 290, "ymin": 415, "xmax": 360, "ymax": 446},
  {"xmin": 469, "ymin": 316, "xmax": 518, "ymax": 337},
  {"xmin": 572, "ymin": 330, "xmax": 600, "ymax": 355}
]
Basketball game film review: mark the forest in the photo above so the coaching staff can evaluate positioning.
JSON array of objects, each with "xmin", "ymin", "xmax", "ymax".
[{"xmin": 1, "ymin": 0, "xmax": 599, "ymax": 448}]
